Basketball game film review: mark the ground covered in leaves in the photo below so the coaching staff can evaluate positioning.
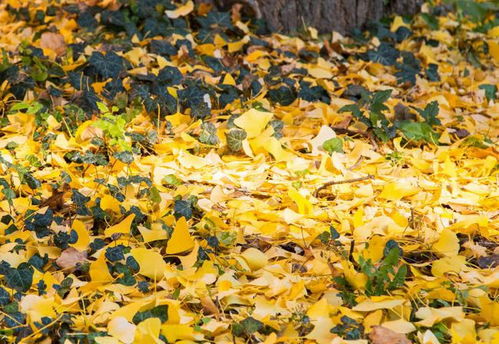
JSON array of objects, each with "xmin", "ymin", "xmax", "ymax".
[{"xmin": 0, "ymin": 0, "xmax": 498, "ymax": 343}]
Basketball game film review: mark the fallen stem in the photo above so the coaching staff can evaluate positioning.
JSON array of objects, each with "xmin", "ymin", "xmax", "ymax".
[{"xmin": 314, "ymin": 175, "xmax": 374, "ymax": 198}]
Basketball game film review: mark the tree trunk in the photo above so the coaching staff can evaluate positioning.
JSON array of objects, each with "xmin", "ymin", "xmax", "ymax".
[{"xmin": 208, "ymin": 0, "xmax": 423, "ymax": 34}]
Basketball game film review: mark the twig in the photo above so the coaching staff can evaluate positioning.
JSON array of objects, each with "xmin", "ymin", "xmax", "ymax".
[{"xmin": 314, "ymin": 175, "xmax": 374, "ymax": 198}]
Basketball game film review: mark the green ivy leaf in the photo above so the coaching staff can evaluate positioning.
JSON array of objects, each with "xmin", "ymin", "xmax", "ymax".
[
  {"xmin": 226, "ymin": 129, "xmax": 247, "ymax": 152},
  {"xmin": 398, "ymin": 121, "xmax": 440, "ymax": 143},
  {"xmin": 5, "ymin": 263, "xmax": 34, "ymax": 293}
]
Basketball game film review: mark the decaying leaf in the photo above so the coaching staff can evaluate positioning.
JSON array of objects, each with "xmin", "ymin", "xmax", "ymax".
[{"xmin": 368, "ymin": 326, "xmax": 412, "ymax": 344}]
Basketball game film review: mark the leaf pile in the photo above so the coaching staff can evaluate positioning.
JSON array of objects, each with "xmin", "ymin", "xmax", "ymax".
[{"xmin": 0, "ymin": 0, "xmax": 498, "ymax": 343}]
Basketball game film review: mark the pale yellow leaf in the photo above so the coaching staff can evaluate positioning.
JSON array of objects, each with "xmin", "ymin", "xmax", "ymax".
[
  {"xmin": 131, "ymin": 247, "xmax": 167, "ymax": 280},
  {"xmin": 234, "ymin": 108, "xmax": 273, "ymax": 139}
]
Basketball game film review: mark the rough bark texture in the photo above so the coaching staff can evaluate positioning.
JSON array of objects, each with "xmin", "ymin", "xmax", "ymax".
[{"xmin": 204, "ymin": 0, "xmax": 423, "ymax": 34}]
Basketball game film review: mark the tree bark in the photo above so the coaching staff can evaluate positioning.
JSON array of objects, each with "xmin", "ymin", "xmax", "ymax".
[{"xmin": 207, "ymin": 0, "xmax": 423, "ymax": 34}]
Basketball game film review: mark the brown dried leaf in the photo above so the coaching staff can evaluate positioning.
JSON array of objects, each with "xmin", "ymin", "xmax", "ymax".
[
  {"xmin": 40, "ymin": 32, "xmax": 66, "ymax": 56},
  {"xmin": 56, "ymin": 247, "xmax": 87, "ymax": 270},
  {"xmin": 368, "ymin": 326, "xmax": 411, "ymax": 344}
]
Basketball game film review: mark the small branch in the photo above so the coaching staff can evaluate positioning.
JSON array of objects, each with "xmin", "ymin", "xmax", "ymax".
[{"xmin": 314, "ymin": 175, "xmax": 374, "ymax": 198}]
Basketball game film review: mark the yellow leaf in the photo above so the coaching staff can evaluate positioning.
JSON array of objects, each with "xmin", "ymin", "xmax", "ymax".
[
  {"xmin": 234, "ymin": 108, "xmax": 273, "ymax": 139},
  {"xmin": 165, "ymin": 217, "xmax": 195, "ymax": 255},
  {"xmin": 353, "ymin": 297, "xmax": 406, "ymax": 312},
  {"xmin": 431, "ymin": 255, "xmax": 466, "ymax": 277},
  {"xmin": 391, "ymin": 16, "xmax": 409, "ymax": 32},
  {"xmin": 108, "ymin": 316, "xmax": 136, "ymax": 344},
  {"xmin": 104, "ymin": 214, "xmax": 135, "ymax": 237},
  {"xmin": 90, "ymin": 252, "xmax": 114, "ymax": 283},
  {"xmin": 135, "ymin": 317, "xmax": 161, "ymax": 344},
  {"xmin": 161, "ymin": 324, "xmax": 204, "ymax": 342},
  {"xmin": 488, "ymin": 40, "xmax": 499, "ymax": 66},
  {"xmin": 138, "ymin": 223, "xmax": 168, "ymax": 243},
  {"xmin": 450, "ymin": 319, "xmax": 476, "ymax": 344},
  {"xmin": 288, "ymin": 187, "xmax": 313, "ymax": 215},
  {"xmin": 222, "ymin": 73, "xmax": 236, "ymax": 86},
  {"xmin": 100, "ymin": 194, "xmax": 121, "ymax": 213},
  {"xmin": 305, "ymin": 298, "xmax": 336, "ymax": 344},
  {"xmin": 19, "ymin": 295, "xmax": 56, "ymax": 323},
  {"xmin": 488, "ymin": 26, "xmax": 499, "ymax": 38},
  {"xmin": 381, "ymin": 319, "xmax": 416, "ymax": 334},
  {"xmin": 415, "ymin": 306, "xmax": 465, "ymax": 327},
  {"xmin": 241, "ymin": 248, "xmax": 268, "ymax": 271},
  {"xmin": 341, "ymin": 261, "xmax": 367, "ymax": 290},
  {"xmin": 307, "ymin": 67, "xmax": 333, "ymax": 79},
  {"xmin": 432, "ymin": 229, "xmax": 459, "ymax": 256},
  {"xmin": 131, "ymin": 247, "xmax": 167, "ymax": 280},
  {"xmin": 95, "ymin": 337, "xmax": 120, "ymax": 344},
  {"xmin": 379, "ymin": 181, "xmax": 419, "ymax": 201},
  {"xmin": 165, "ymin": 0, "xmax": 194, "ymax": 18}
]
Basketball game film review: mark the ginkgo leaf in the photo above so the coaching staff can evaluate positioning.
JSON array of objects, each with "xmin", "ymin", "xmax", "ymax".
[
  {"xmin": 241, "ymin": 248, "xmax": 268, "ymax": 271},
  {"xmin": 70, "ymin": 219, "xmax": 91, "ymax": 251},
  {"xmin": 432, "ymin": 229, "xmax": 459, "ymax": 256},
  {"xmin": 431, "ymin": 255, "xmax": 466, "ymax": 277},
  {"xmin": 90, "ymin": 252, "xmax": 114, "ymax": 283},
  {"xmin": 233, "ymin": 108, "xmax": 274, "ymax": 139},
  {"xmin": 101, "ymin": 194, "xmax": 121, "ymax": 213},
  {"xmin": 378, "ymin": 181, "xmax": 419, "ymax": 201},
  {"xmin": 165, "ymin": 217, "xmax": 195, "ymax": 255},
  {"xmin": 288, "ymin": 187, "xmax": 313, "ymax": 215},
  {"xmin": 165, "ymin": 1, "xmax": 194, "ymax": 18},
  {"xmin": 130, "ymin": 248, "xmax": 167, "ymax": 280},
  {"xmin": 108, "ymin": 316, "xmax": 136, "ymax": 344},
  {"xmin": 104, "ymin": 214, "xmax": 135, "ymax": 237}
]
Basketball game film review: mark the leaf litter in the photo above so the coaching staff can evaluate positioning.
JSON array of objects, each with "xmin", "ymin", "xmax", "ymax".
[{"xmin": 0, "ymin": 0, "xmax": 498, "ymax": 343}]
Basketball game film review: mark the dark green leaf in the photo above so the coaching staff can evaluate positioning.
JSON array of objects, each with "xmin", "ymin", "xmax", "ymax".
[
  {"xmin": 114, "ymin": 151, "xmax": 134, "ymax": 163},
  {"xmin": 89, "ymin": 52, "xmax": 125, "ymax": 79},
  {"xmin": 5, "ymin": 263, "xmax": 34, "ymax": 293},
  {"xmin": 174, "ymin": 200, "xmax": 192, "ymax": 220},
  {"xmin": 226, "ymin": 129, "xmax": 247, "ymax": 152}
]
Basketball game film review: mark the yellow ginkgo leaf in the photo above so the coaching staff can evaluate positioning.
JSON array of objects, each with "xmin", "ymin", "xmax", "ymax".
[
  {"xmin": 391, "ymin": 16, "xmax": 409, "ymax": 32},
  {"xmin": 165, "ymin": 217, "xmax": 195, "ymax": 255},
  {"xmin": 161, "ymin": 324, "xmax": 204, "ymax": 342},
  {"xmin": 431, "ymin": 255, "xmax": 466, "ymax": 277},
  {"xmin": 108, "ymin": 316, "xmax": 136, "ymax": 344},
  {"xmin": 89, "ymin": 252, "xmax": 113, "ymax": 283},
  {"xmin": 241, "ymin": 248, "xmax": 268, "ymax": 271},
  {"xmin": 100, "ymin": 194, "xmax": 121, "ymax": 213},
  {"xmin": 222, "ymin": 73, "xmax": 236, "ymax": 86},
  {"xmin": 165, "ymin": 0, "xmax": 194, "ymax": 18},
  {"xmin": 131, "ymin": 247, "xmax": 167, "ymax": 280},
  {"xmin": 378, "ymin": 181, "xmax": 419, "ymax": 201},
  {"xmin": 233, "ymin": 108, "xmax": 273, "ymax": 139},
  {"xmin": 19, "ymin": 295, "xmax": 56, "ymax": 323},
  {"xmin": 488, "ymin": 40, "xmax": 499, "ymax": 65},
  {"xmin": 135, "ymin": 317, "xmax": 161, "ymax": 344},
  {"xmin": 288, "ymin": 187, "xmax": 313, "ymax": 215},
  {"xmin": 104, "ymin": 214, "xmax": 135, "ymax": 237},
  {"xmin": 432, "ymin": 229, "xmax": 459, "ymax": 256},
  {"xmin": 138, "ymin": 224, "xmax": 168, "ymax": 243}
]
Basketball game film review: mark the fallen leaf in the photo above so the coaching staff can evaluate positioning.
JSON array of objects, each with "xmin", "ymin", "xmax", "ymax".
[
  {"xmin": 56, "ymin": 247, "xmax": 87, "ymax": 270},
  {"xmin": 368, "ymin": 326, "xmax": 411, "ymax": 344}
]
